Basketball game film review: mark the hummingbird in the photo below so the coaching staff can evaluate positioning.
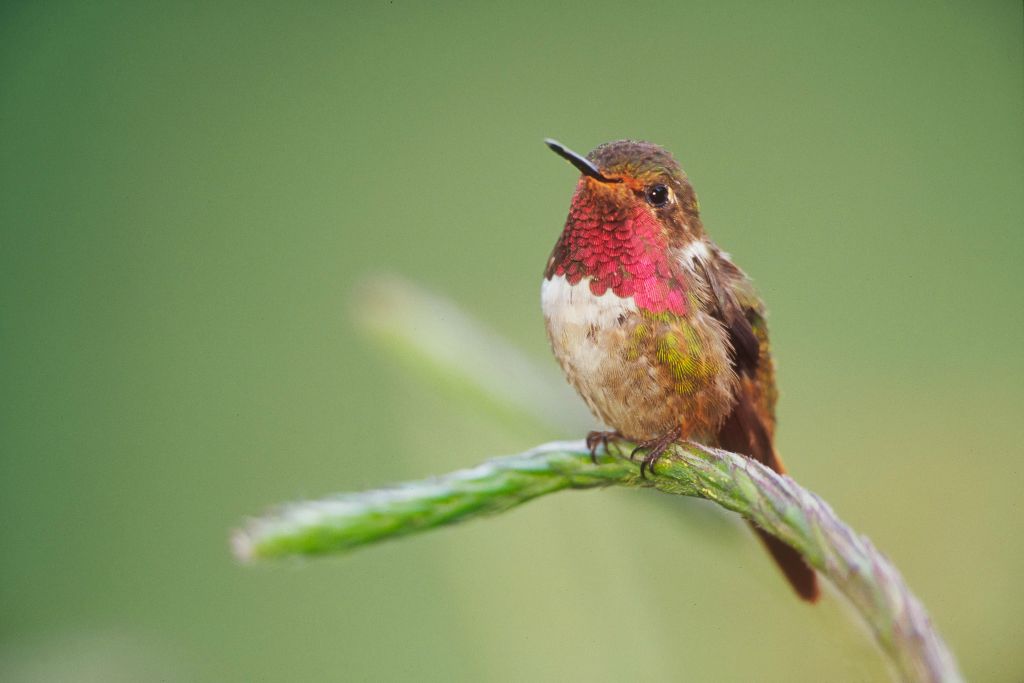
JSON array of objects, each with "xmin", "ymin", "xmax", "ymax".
[{"xmin": 541, "ymin": 138, "xmax": 819, "ymax": 602}]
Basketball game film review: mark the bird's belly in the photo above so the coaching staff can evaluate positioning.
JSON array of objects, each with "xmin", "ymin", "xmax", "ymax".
[{"xmin": 541, "ymin": 275, "xmax": 691, "ymax": 440}]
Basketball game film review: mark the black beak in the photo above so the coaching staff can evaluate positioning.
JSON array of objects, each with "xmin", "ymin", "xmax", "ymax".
[{"xmin": 544, "ymin": 138, "xmax": 621, "ymax": 183}]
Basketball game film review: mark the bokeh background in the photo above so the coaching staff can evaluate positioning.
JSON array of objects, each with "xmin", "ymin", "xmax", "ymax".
[{"xmin": 2, "ymin": 1, "xmax": 1021, "ymax": 680}]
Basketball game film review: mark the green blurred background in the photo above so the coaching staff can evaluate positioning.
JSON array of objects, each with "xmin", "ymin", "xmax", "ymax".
[{"xmin": 2, "ymin": 1, "xmax": 1021, "ymax": 680}]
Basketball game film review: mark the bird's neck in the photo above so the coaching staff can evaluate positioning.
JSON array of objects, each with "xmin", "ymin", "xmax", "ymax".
[{"xmin": 545, "ymin": 201, "xmax": 697, "ymax": 316}]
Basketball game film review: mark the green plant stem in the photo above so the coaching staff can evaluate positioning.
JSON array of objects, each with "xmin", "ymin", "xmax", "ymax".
[{"xmin": 232, "ymin": 439, "xmax": 962, "ymax": 683}]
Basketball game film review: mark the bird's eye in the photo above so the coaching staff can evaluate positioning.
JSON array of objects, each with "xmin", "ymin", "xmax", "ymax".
[{"xmin": 645, "ymin": 184, "xmax": 670, "ymax": 207}]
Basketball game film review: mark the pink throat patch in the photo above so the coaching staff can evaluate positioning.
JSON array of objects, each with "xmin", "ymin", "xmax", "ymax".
[{"xmin": 548, "ymin": 198, "xmax": 688, "ymax": 316}]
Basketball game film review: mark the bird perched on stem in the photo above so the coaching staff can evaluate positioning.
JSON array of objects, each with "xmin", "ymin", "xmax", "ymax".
[{"xmin": 541, "ymin": 138, "xmax": 818, "ymax": 602}]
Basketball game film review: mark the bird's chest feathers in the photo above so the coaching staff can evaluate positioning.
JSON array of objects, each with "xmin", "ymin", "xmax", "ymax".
[
  {"xmin": 541, "ymin": 274, "xmax": 635, "ymax": 374},
  {"xmin": 542, "ymin": 272, "xmax": 659, "ymax": 434},
  {"xmin": 542, "ymin": 245, "xmax": 736, "ymax": 440},
  {"xmin": 541, "ymin": 234, "xmax": 710, "ymax": 379}
]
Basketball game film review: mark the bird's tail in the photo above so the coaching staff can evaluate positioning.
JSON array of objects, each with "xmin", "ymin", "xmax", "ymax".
[
  {"xmin": 750, "ymin": 523, "xmax": 819, "ymax": 602},
  {"xmin": 749, "ymin": 444, "xmax": 820, "ymax": 602},
  {"xmin": 717, "ymin": 386, "xmax": 820, "ymax": 602}
]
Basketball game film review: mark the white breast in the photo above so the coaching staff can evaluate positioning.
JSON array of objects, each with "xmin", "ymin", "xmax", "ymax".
[
  {"xmin": 540, "ymin": 274, "xmax": 640, "ymax": 425},
  {"xmin": 541, "ymin": 274, "xmax": 637, "ymax": 329}
]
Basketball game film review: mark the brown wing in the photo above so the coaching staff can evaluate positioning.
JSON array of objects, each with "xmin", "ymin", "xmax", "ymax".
[
  {"xmin": 692, "ymin": 257, "xmax": 760, "ymax": 376},
  {"xmin": 697, "ymin": 253, "xmax": 820, "ymax": 602}
]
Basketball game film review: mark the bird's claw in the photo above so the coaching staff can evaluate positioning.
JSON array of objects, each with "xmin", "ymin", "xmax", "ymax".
[
  {"xmin": 585, "ymin": 430, "xmax": 621, "ymax": 463},
  {"xmin": 629, "ymin": 427, "xmax": 683, "ymax": 479}
]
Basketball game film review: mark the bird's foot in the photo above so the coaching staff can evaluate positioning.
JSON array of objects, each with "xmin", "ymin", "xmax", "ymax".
[
  {"xmin": 585, "ymin": 430, "xmax": 623, "ymax": 464},
  {"xmin": 630, "ymin": 426, "xmax": 684, "ymax": 478}
]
